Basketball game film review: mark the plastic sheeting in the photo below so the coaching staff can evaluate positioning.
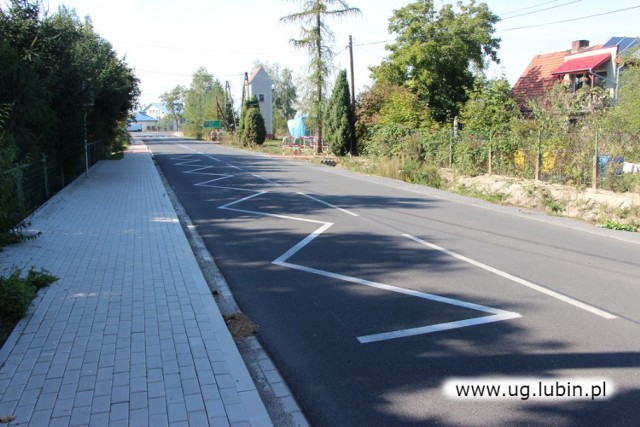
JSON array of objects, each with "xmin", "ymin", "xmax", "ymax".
[{"xmin": 287, "ymin": 116, "xmax": 310, "ymax": 137}]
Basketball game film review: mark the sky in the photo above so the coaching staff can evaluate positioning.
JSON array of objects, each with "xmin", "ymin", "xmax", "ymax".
[{"xmin": 41, "ymin": 0, "xmax": 640, "ymax": 109}]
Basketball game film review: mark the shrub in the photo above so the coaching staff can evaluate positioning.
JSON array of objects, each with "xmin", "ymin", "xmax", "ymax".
[
  {"xmin": 0, "ymin": 267, "xmax": 57, "ymax": 323},
  {"xmin": 239, "ymin": 97, "xmax": 266, "ymax": 146},
  {"xmin": 401, "ymin": 159, "xmax": 442, "ymax": 188},
  {"xmin": 0, "ymin": 268, "xmax": 36, "ymax": 322}
]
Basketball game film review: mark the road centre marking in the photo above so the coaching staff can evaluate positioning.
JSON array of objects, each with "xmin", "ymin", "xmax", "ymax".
[{"xmin": 403, "ymin": 234, "xmax": 617, "ymax": 320}]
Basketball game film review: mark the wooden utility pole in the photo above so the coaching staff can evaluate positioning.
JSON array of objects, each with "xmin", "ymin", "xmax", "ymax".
[{"xmin": 348, "ymin": 35, "xmax": 357, "ymax": 155}]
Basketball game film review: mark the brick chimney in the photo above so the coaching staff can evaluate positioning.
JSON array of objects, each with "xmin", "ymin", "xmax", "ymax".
[{"xmin": 571, "ymin": 40, "xmax": 589, "ymax": 53}]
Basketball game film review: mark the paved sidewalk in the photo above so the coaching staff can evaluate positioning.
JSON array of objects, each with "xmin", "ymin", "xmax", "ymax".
[{"xmin": 0, "ymin": 142, "xmax": 272, "ymax": 426}]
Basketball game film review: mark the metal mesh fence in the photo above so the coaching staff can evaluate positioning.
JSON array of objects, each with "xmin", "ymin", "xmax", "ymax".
[
  {"xmin": 405, "ymin": 129, "xmax": 639, "ymax": 190},
  {"xmin": 1, "ymin": 140, "xmax": 106, "ymax": 235}
]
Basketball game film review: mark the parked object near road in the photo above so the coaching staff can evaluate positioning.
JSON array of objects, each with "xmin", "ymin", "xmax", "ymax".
[
  {"xmin": 623, "ymin": 162, "xmax": 640, "ymax": 174},
  {"xmin": 597, "ymin": 155, "xmax": 624, "ymax": 176},
  {"xmin": 126, "ymin": 122, "xmax": 142, "ymax": 132}
]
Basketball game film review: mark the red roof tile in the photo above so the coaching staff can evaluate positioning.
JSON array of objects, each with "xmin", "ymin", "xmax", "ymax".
[{"xmin": 513, "ymin": 50, "xmax": 567, "ymax": 107}]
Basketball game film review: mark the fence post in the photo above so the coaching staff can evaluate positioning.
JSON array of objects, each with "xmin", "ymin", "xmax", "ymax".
[
  {"xmin": 13, "ymin": 167, "xmax": 26, "ymax": 213},
  {"xmin": 488, "ymin": 130, "xmax": 493, "ymax": 176},
  {"xmin": 592, "ymin": 131, "xmax": 599, "ymax": 189},
  {"xmin": 449, "ymin": 129, "xmax": 454, "ymax": 168},
  {"xmin": 535, "ymin": 130, "xmax": 542, "ymax": 181},
  {"xmin": 42, "ymin": 153, "xmax": 50, "ymax": 199}
]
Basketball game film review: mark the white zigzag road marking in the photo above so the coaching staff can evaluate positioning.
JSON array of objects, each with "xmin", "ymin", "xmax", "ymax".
[
  {"xmin": 297, "ymin": 192, "xmax": 359, "ymax": 217},
  {"xmin": 404, "ymin": 234, "xmax": 617, "ymax": 320},
  {"xmin": 169, "ymin": 147, "xmax": 523, "ymax": 343}
]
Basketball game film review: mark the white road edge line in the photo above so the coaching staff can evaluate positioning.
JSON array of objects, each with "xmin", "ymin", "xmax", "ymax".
[{"xmin": 403, "ymin": 234, "xmax": 617, "ymax": 320}]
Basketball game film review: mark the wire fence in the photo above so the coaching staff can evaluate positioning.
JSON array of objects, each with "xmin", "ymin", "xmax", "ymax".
[
  {"xmin": 1, "ymin": 140, "xmax": 106, "ymax": 237},
  {"xmin": 382, "ymin": 128, "xmax": 640, "ymax": 191}
]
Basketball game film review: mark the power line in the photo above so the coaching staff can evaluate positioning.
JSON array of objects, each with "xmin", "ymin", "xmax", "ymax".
[
  {"xmin": 498, "ymin": 5, "xmax": 640, "ymax": 32},
  {"xmin": 500, "ymin": 0, "xmax": 582, "ymax": 20},
  {"xmin": 498, "ymin": 0, "xmax": 561, "ymax": 17},
  {"xmin": 111, "ymin": 39, "xmax": 299, "ymax": 56},
  {"xmin": 354, "ymin": 39, "xmax": 394, "ymax": 47}
]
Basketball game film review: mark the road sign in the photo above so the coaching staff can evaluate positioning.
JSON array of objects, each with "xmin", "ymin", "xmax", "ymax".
[{"xmin": 203, "ymin": 120, "xmax": 221, "ymax": 129}]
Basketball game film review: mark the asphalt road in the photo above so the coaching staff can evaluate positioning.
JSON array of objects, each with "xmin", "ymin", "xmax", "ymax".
[{"xmin": 145, "ymin": 135, "xmax": 640, "ymax": 426}]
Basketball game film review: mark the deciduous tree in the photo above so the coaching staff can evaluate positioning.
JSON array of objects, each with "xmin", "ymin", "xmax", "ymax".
[
  {"xmin": 459, "ymin": 77, "xmax": 518, "ymax": 138},
  {"xmin": 184, "ymin": 68, "xmax": 224, "ymax": 139},
  {"xmin": 604, "ymin": 48, "xmax": 640, "ymax": 132},
  {"xmin": 372, "ymin": 0, "xmax": 500, "ymax": 124},
  {"xmin": 161, "ymin": 85, "xmax": 185, "ymax": 131}
]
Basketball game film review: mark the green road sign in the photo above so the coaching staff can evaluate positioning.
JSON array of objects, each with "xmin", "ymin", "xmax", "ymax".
[{"xmin": 203, "ymin": 120, "xmax": 221, "ymax": 129}]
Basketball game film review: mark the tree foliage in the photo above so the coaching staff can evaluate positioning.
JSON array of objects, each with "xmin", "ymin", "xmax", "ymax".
[
  {"xmin": 372, "ymin": 0, "xmax": 500, "ymax": 124},
  {"xmin": 1, "ymin": 0, "xmax": 139, "ymax": 240},
  {"xmin": 239, "ymin": 97, "xmax": 266, "ymax": 146},
  {"xmin": 281, "ymin": 0, "xmax": 361, "ymax": 151},
  {"xmin": 183, "ymin": 67, "xmax": 224, "ymax": 139},
  {"xmin": 323, "ymin": 70, "xmax": 354, "ymax": 155},
  {"xmin": 0, "ymin": 0, "xmax": 139, "ymax": 169},
  {"xmin": 160, "ymin": 85, "xmax": 185, "ymax": 131},
  {"xmin": 355, "ymin": 82, "xmax": 432, "ymax": 151},
  {"xmin": 459, "ymin": 77, "xmax": 518, "ymax": 138},
  {"xmin": 604, "ymin": 48, "xmax": 640, "ymax": 132}
]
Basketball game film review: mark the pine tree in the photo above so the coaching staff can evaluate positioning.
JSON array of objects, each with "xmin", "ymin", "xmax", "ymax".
[
  {"xmin": 280, "ymin": 0, "xmax": 361, "ymax": 153},
  {"xmin": 239, "ymin": 97, "xmax": 266, "ymax": 146},
  {"xmin": 323, "ymin": 70, "xmax": 355, "ymax": 156}
]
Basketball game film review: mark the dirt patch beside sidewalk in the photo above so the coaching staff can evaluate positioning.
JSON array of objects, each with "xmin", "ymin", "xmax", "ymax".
[{"xmin": 443, "ymin": 171, "xmax": 640, "ymax": 230}]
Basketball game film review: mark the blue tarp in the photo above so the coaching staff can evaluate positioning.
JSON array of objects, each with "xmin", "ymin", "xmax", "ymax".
[{"xmin": 287, "ymin": 116, "xmax": 310, "ymax": 138}]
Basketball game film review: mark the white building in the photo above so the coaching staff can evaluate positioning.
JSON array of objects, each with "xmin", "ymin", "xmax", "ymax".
[
  {"xmin": 142, "ymin": 103, "xmax": 170, "ymax": 119},
  {"xmin": 246, "ymin": 67, "xmax": 274, "ymax": 138}
]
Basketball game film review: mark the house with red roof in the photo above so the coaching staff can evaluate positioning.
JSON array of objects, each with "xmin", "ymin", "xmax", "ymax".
[{"xmin": 513, "ymin": 37, "xmax": 637, "ymax": 113}]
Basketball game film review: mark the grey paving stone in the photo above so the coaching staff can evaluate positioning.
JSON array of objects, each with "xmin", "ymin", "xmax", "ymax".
[
  {"xmin": 110, "ymin": 385, "xmax": 129, "ymax": 404},
  {"xmin": 129, "ymin": 391, "xmax": 147, "ymax": 410},
  {"xmin": 51, "ymin": 397, "xmax": 74, "ymax": 418},
  {"xmin": 209, "ymin": 416, "xmax": 231, "ymax": 427},
  {"xmin": 188, "ymin": 410, "xmax": 210, "ymax": 426},
  {"xmin": 69, "ymin": 405, "xmax": 91, "ymax": 426},
  {"xmin": 146, "ymin": 381, "xmax": 166, "ymax": 399},
  {"xmin": 35, "ymin": 392, "xmax": 57, "ymax": 411},
  {"xmin": 90, "ymin": 394, "xmax": 110, "ymax": 414},
  {"xmin": 167, "ymin": 401, "xmax": 188, "ymax": 423},
  {"xmin": 48, "ymin": 415, "xmax": 71, "ymax": 427},
  {"xmin": 74, "ymin": 390, "xmax": 93, "ymax": 408},
  {"xmin": 129, "ymin": 407, "xmax": 149, "ymax": 427},
  {"xmin": 31, "ymin": 409, "xmax": 54, "ymax": 426},
  {"xmin": 0, "ymin": 147, "xmax": 272, "ymax": 427},
  {"xmin": 184, "ymin": 393, "xmax": 205, "ymax": 412},
  {"xmin": 12, "ymin": 403, "xmax": 35, "ymax": 426},
  {"xmin": 224, "ymin": 403, "xmax": 250, "ymax": 424},
  {"xmin": 149, "ymin": 413, "xmax": 170, "ymax": 427},
  {"xmin": 109, "ymin": 402, "xmax": 128, "ymax": 422}
]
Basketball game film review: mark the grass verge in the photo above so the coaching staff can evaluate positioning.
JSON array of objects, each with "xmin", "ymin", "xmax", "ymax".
[{"xmin": 0, "ymin": 267, "xmax": 58, "ymax": 350}]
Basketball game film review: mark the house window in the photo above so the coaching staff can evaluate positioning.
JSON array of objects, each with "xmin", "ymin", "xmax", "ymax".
[
  {"xmin": 573, "ymin": 74, "xmax": 590, "ymax": 91},
  {"xmin": 594, "ymin": 71, "xmax": 607, "ymax": 88},
  {"xmin": 258, "ymin": 94, "xmax": 265, "ymax": 102}
]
